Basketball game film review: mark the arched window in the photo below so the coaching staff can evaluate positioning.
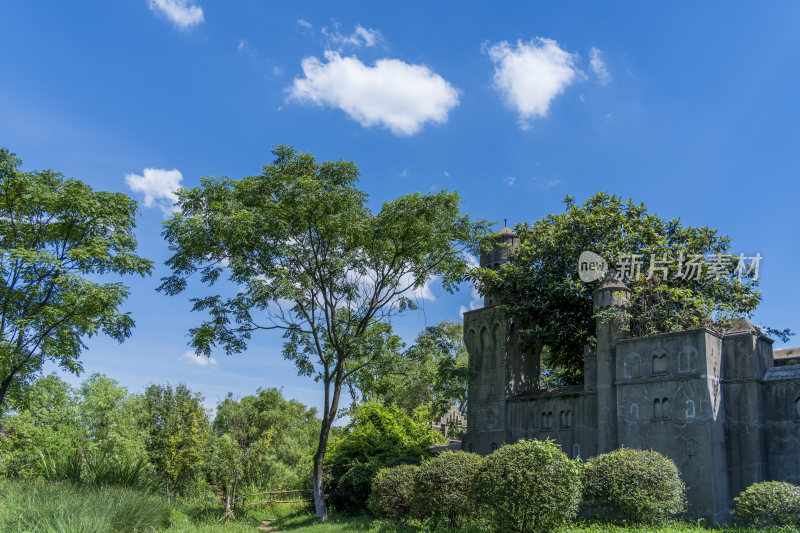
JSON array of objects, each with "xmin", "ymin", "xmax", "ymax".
[
  {"xmin": 630, "ymin": 403, "xmax": 639, "ymax": 421},
  {"xmin": 652, "ymin": 352, "xmax": 668, "ymax": 375},
  {"xmin": 572, "ymin": 443, "xmax": 581, "ymax": 459},
  {"xmin": 653, "ymin": 398, "xmax": 662, "ymax": 419},
  {"xmin": 480, "ymin": 326, "xmax": 489, "ymax": 353},
  {"xmin": 560, "ymin": 410, "xmax": 573, "ymax": 429},
  {"xmin": 685, "ymin": 399, "xmax": 696, "ymax": 419},
  {"xmin": 678, "ymin": 346, "xmax": 697, "ymax": 373},
  {"xmin": 490, "ymin": 443, "xmax": 498, "ymax": 452},
  {"xmin": 662, "ymin": 398, "xmax": 670, "ymax": 418},
  {"xmin": 625, "ymin": 353, "xmax": 642, "ymax": 379},
  {"xmin": 493, "ymin": 323, "xmax": 501, "ymax": 350},
  {"xmin": 547, "ymin": 412, "xmax": 554, "ymax": 430}
]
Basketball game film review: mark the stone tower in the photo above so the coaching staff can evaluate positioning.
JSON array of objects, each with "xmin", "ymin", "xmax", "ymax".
[
  {"xmin": 479, "ymin": 226, "xmax": 519, "ymax": 306},
  {"xmin": 592, "ymin": 274, "xmax": 631, "ymax": 454}
]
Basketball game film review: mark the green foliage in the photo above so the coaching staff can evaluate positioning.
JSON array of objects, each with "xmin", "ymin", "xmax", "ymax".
[
  {"xmin": 0, "ymin": 148, "xmax": 153, "ymax": 410},
  {"xmin": 325, "ymin": 402, "xmax": 444, "ymax": 514},
  {"xmin": 78, "ymin": 373, "xmax": 148, "ymax": 462},
  {"xmin": 412, "ymin": 450, "xmax": 483, "ymax": 528},
  {"xmin": 582, "ymin": 448, "xmax": 687, "ymax": 525},
  {"xmin": 0, "ymin": 373, "xmax": 85, "ymax": 477},
  {"xmin": 333, "ymin": 462, "xmax": 378, "ymax": 515},
  {"xmin": 0, "ymin": 480, "xmax": 172, "ymax": 532},
  {"xmin": 159, "ymin": 145, "xmax": 488, "ymax": 519},
  {"xmin": 732, "ymin": 481, "xmax": 800, "ymax": 527},
  {"xmin": 211, "ymin": 388, "xmax": 320, "ymax": 490},
  {"xmin": 368, "ymin": 463, "xmax": 420, "ymax": 522},
  {"xmin": 472, "ymin": 439, "xmax": 582, "ymax": 533},
  {"xmin": 139, "ymin": 383, "xmax": 210, "ymax": 496},
  {"xmin": 37, "ymin": 450, "xmax": 151, "ymax": 490},
  {"xmin": 37, "ymin": 450, "xmax": 82, "ymax": 484},
  {"xmin": 347, "ymin": 320, "xmax": 472, "ymax": 420},
  {"xmin": 472, "ymin": 192, "xmax": 778, "ymax": 383}
]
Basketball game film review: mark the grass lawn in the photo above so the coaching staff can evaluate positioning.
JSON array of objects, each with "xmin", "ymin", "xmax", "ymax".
[{"xmin": 0, "ymin": 481, "xmax": 795, "ymax": 532}]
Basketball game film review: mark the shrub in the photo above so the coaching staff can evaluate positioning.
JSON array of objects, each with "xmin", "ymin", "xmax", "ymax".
[
  {"xmin": 329, "ymin": 462, "xmax": 378, "ymax": 514},
  {"xmin": 733, "ymin": 481, "xmax": 800, "ymax": 527},
  {"xmin": 325, "ymin": 403, "xmax": 444, "ymax": 514},
  {"xmin": 472, "ymin": 439, "xmax": 581, "ymax": 533},
  {"xmin": 581, "ymin": 447, "xmax": 686, "ymax": 525},
  {"xmin": 413, "ymin": 451, "xmax": 483, "ymax": 528},
  {"xmin": 368, "ymin": 463, "xmax": 420, "ymax": 522}
]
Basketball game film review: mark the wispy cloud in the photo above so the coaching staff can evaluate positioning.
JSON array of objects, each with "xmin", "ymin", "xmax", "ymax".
[
  {"xmin": 486, "ymin": 38, "xmax": 579, "ymax": 129},
  {"xmin": 148, "ymin": 0, "xmax": 203, "ymax": 29},
  {"xmin": 503, "ymin": 176, "xmax": 516, "ymax": 186},
  {"xmin": 297, "ymin": 19, "xmax": 313, "ymax": 30},
  {"xmin": 590, "ymin": 47, "xmax": 611, "ymax": 84},
  {"xmin": 543, "ymin": 179, "xmax": 561, "ymax": 189},
  {"xmin": 288, "ymin": 51, "xmax": 459, "ymax": 136},
  {"xmin": 323, "ymin": 24, "xmax": 382, "ymax": 50},
  {"xmin": 125, "ymin": 167, "xmax": 183, "ymax": 214},
  {"xmin": 178, "ymin": 350, "xmax": 219, "ymax": 368}
]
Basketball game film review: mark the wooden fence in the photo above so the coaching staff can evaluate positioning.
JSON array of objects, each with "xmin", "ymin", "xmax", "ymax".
[{"xmin": 234, "ymin": 488, "xmax": 312, "ymax": 508}]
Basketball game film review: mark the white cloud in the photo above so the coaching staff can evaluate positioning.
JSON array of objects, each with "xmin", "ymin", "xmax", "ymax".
[
  {"xmin": 504, "ymin": 176, "xmax": 516, "ymax": 186},
  {"xmin": 459, "ymin": 253, "xmax": 482, "ymax": 316},
  {"xmin": 148, "ymin": 0, "xmax": 203, "ymax": 29},
  {"xmin": 125, "ymin": 167, "xmax": 183, "ymax": 214},
  {"xmin": 590, "ymin": 47, "xmax": 611, "ymax": 84},
  {"xmin": 443, "ymin": 171, "xmax": 450, "ymax": 177},
  {"xmin": 323, "ymin": 24, "xmax": 382, "ymax": 49},
  {"xmin": 544, "ymin": 179, "xmax": 561, "ymax": 189},
  {"xmin": 288, "ymin": 51, "xmax": 460, "ymax": 136},
  {"xmin": 178, "ymin": 350, "xmax": 219, "ymax": 368},
  {"xmin": 487, "ymin": 38, "xmax": 579, "ymax": 129},
  {"xmin": 297, "ymin": 19, "xmax": 313, "ymax": 30}
]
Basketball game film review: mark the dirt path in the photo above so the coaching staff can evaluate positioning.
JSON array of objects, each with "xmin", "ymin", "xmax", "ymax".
[{"xmin": 257, "ymin": 520, "xmax": 273, "ymax": 531}]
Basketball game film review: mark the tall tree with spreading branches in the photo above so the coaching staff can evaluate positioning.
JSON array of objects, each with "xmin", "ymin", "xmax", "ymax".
[
  {"xmin": 159, "ymin": 146, "xmax": 487, "ymax": 522},
  {"xmin": 0, "ymin": 148, "xmax": 153, "ymax": 412}
]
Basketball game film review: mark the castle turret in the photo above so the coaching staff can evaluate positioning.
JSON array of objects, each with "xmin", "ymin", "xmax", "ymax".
[
  {"xmin": 479, "ymin": 226, "xmax": 519, "ymax": 307},
  {"xmin": 593, "ymin": 274, "xmax": 631, "ymax": 454}
]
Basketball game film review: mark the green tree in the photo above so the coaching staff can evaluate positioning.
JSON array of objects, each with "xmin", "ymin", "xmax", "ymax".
[
  {"xmin": 138, "ymin": 383, "xmax": 209, "ymax": 496},
  {"xmin": 211, "ymin": 388, "xmax": 319, "ymax": 490},
  {"xmin": 78, "ymin": 373, "xmax": 147, "ymax": 462},
  {"xmin": 473, "ymin": 192, "xmax": 786, "ymax": 384},
  {"xmin": 0, "ymin": 373, "xmax": 84, "ymax": 476},
  {"xmin": 159, "ymin": 146, "xmax": 487, "ymax": 521},
  {"xmin": 347, "ymin": 320, "xmax": 471, "ymax": 419},
  {"xmin": 0, "ymin": 149, "xmax": 153, "ymax": 410}
]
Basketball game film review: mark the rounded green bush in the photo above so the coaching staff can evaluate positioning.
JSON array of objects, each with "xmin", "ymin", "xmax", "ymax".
[
  {"xmin": 329, "ymin": 462, "xmax": 377, "ymax": 515},
  {"xmin": 472, "ymin": 439, "xmax": 581, "ymax": 533},
  {"xmin": 368, "ymin": 463, "xmax": 420, "ymax": 522},
  {"xmin": 733, "ymin": 481, "xmax": 800, "ymax": 527},
  {"xmin": 413, "ymin": 451, "xmax": 483, "ymax": 528},
  {"xmin": 581, "ymin": 447, "xmax": 686, "ymax": 525}
]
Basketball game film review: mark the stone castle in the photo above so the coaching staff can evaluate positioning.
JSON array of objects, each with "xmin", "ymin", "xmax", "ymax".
[{"xmin": 462, "ymin": 227, "xmax": 800, "ymax": 523}]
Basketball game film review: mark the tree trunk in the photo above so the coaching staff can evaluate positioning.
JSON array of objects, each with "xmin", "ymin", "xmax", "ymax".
[
  {"xmin": 312, "ymin": 372, "xmax": 344, "ymax": 523},
  {"xmin": 0, "ymin": 372, "xmax": 16, "ymax": 413},
  {"xmin": 312, "ymin": 446, "xmax": 327, "ymax": 523}
]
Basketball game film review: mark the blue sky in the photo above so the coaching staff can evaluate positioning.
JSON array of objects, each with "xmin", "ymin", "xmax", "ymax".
[{"xmin": 2, "ymin": 1, "xmax": 799, "ymax": 416}]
